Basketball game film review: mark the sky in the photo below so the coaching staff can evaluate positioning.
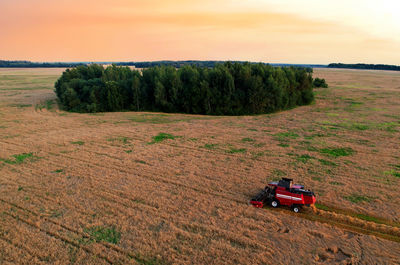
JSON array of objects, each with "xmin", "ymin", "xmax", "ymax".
[{"xmin": 0, "ymin": 0, "xmax": 399, "ymax": 64}]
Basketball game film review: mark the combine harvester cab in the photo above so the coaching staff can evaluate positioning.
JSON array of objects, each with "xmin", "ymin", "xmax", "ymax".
[{"xmin": 250, "ymin": 178, "xmax": 316, "ymax": 213}]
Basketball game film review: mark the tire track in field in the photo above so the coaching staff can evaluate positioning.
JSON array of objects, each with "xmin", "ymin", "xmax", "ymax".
[
  {"xmin": 263, "ymin": 206, "xmax": 400, "ymax": 244},
  {"xmin": 0, "ymin": 198, "xmax": 139, "ymax": 264},
  {"xmin": 0, "ymin": 138, "xmax": 253, "ymax": 201},
  {"xmin": 45, "ymin": 150, "xmax": 246, "ymax": 204},
  {"xmin": 0, "ymin": 236, "xmax": 45, "ymax": 263},
  {"xmin": 0, "ymin": 184, "xmax": 271, "ymax": 259},
  {"xmin": 0, "ymin": 210, "xmax": 118, "ymax": 264},
  {"xmin": 0, "ymin": 159, "xmax": 271, "ymax": 256}
]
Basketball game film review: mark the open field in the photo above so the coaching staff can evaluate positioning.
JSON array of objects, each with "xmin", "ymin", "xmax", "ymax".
[{"xmin": 0, "ymin": 68, "xmax": 399, "ymax": 264}]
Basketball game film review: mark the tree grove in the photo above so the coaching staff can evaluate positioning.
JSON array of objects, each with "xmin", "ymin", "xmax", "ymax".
[{"xmin": 55, "ymin": 62, "xmax": 315, "ymax": 115}]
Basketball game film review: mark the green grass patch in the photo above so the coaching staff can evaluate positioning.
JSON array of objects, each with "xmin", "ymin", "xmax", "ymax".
[
  {"xmin": 274, "ymin": 131, "xmax": 299, "ymax": 140},
  {"xmin": 129, "ymin": 114, "xmax": 170, "ymax": 124},
  {"xmin": 50, "ymin": 210, "xmax": 63, "ymax": 218},
  {"xmin": 296, "ymin": 154, "xmax": 314, "ymax": 163},
  {"xmin": 344, "ymin": 194, "xmax": 373, "ymax": 203},
  {"xmin": 134, "ymin": 159, "xmax": 147, "ymax": 164},
  {"xmin": 384, "ymin": 170, "xmax": 400, "ymax": 178},
  {"xmin": 241, "ymin": 137, "xmax": 255, "ymax": 142},
  {"xmin": 71, "ymin": 141, "xmax": 85, "ymax": 146},
  {"xmin": 202, "ymin": 143, "xmax": 218, "ymax": 150},
  {"xmin": 318, "ymin": 159, "xmax": 337, "ymax": 166},
  {"xmin": 304, "ymin": 132, "xmax": 325, "ymax": 140},
  {"xmin": 254, "ymin": 143, "xmax": 266, "ymax": 148},
  {"xmin": 107, "ymin": 136, "xmax": 130, "ymax": 144},
  {"xmin": 351, "ymin": 123, "xmax": 369, "ymax": 131},
  {"xmin": 35, "ymin": 99, "xmax": 56, "ymax": 111},
  {"xmin": 315, "ymin": 203, "xmax": 330, "ymax": 211},
  {"xmin": 350, "ymin": 102, "xmax": 363, "ymax": 107},
  {"xmin": 326, "ymin": 113, "xmax": 339, "ymax": 117},
  {"xmin": 306, "ymin": 146, "xmax": 318, "ymax": 152},
  {"xmin": 14, "ymin": 153, "xmax": 35, "ymax": 163},
  {"xmin": 329, "ymin": 181, "xmax": 344, "ymax": 186},
  {"xmin": 129, "ymin": 114, "xmax": 212, "ymax": 124},
  {"xmin": 3, "ymin": 134, "xmax": 20, "ymax": 139},
  {"xmin": 312, "ymin": 176, "xmax": 322, "ymax": 182},
  {"xmin": 53, "ymin": 169, "xmax": 64, "ymax": 173},
  {"xmin": 124, "ymin": 150, "xmax": 133, "ymax": 154},
  {"xmin": 320, "ymin": 147, "xmax": 354, "ymax": 157},
  {"xmin": 251, "ymin": 151, "xmax": 264, "ymax": 159},
  {"xmin": 88, "ymin": 112, "xmax": 105, "ymax": 116},
  {"xmin": 149, "ymin": 133, "xmax": 175, "ymax": 144},
  {"xmin": 278, "ymin": 143, "xmax": 289, "ymax": 147},
  {"xmin": 86, "ymin": 226, "xmax": 121, "ymax": 244},
  {"xmin": 45, "ymin": 99, "xmax": 55, "ymax": 110},
  {"xmin": 0, "ymin": 152, "xmax": 38, "ymax": 164},
  {"xmin": 354, "ymin": 213, "xmax": 381, "ymax": 223},
  {"xmin": 344, "ymin": 98, "xmax": 364, "ymax": 108},
  {"xmin": 370, "ymin": 107, "xmax": 384, "ymax": 112},
  {"xmin": 378, "ymin": 122, "xmax": 399, "ymax": 132},
  {"xmin": 226, "ymin": 148, "xmax": 246, "ymax": 154},
  {"xmin": 8, "ymin": 104, "xmax": 32, "ymax": 108},
  {"xmin": 316, "ymin": 203, "xmax": 388, "ymax": 226}
]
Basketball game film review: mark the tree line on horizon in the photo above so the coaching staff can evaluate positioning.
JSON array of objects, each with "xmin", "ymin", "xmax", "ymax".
[
  {"xmin": 55, "ymin": 62, "xmax": 315, "ymax": 115},
  {"xmin": 328, "ymin": 63, "xmax": 400, "ymax": 71},
  {"xmin": 1, "ymin": 59, "xmax": 319, "ymax": 69},
  {"xmin": 0, "ymin": 60, "xmax": 85, "ymax": 68}
]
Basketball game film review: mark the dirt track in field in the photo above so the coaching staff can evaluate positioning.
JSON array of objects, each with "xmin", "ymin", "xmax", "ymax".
[{"xmin": 0, "ymin": 68, "xmax": 399, "ymax": 264}]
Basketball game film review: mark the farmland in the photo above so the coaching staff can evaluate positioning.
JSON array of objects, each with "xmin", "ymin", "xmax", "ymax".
[{"xmin": 0, "ymin": 67, "xmax": 399, "ymax": 264}]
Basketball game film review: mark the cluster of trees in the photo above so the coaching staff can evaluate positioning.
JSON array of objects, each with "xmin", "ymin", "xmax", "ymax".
[
  {"xmin": 55, "ymin": 62, "xmax": 315, "ymax": 115},
  {"xmin": 313, "ymin": 78, "xmax": 328, "ymax": 88},
  {"xmin": 328, "ymin": 63, "xmax": 400, "ymax": 71}
]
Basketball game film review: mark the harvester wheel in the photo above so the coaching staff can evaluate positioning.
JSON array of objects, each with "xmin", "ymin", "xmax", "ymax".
[
  {"xmin": 292, "ymin": 206, "xmax": 300, "ymax": 213},
  {"xmin": 271, "ymin": 200, "xmax": 279, "ymax": 208}
]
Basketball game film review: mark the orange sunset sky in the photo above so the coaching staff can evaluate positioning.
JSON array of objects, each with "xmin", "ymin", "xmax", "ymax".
[{"xmin": 1, "ymin": 0, "xmax": 399, "ymax": 64}]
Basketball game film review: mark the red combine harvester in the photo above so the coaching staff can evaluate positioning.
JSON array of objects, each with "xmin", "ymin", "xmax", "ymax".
[{"xmin": 250, "ymin": 178, "xmax": 316, "ymax": 213}]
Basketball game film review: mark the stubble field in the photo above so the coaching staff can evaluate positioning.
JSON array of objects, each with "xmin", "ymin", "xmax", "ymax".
[{"xmin": 0, "ymin": 67, "xmax": 399, "ymax": 264}]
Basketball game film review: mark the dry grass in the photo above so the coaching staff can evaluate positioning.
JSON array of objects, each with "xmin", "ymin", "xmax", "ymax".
[{"xmin": 0, "ymin": 68, "xmax": 399, "ymax": 264}]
